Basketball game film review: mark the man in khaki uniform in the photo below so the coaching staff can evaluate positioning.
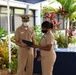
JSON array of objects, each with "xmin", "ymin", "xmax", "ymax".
[
  {"xmin": 14, "ymin": 14, "xmax": 36, "ymax": 75},
  {"xmin": 33, "ymin": 21, "xmax": 56, "ymax": 75}
]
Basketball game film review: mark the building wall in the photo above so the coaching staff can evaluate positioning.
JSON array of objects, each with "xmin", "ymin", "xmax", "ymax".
[
  {"xmin": 0, "ymin": 0, "xmax": 41, "ymax": 31},
  {"xmin": 0, "ymin": 0, "xmax": 76, "ymax": 32}
]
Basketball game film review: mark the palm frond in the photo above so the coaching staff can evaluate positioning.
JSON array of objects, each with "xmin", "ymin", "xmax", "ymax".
[
  {"xmin": 56, "ymin": 0, "xmax": 76, "ymax": 19},
  {"xmin": 70, "ymin": 12, "xmax": 76, "ymax": 20},
  {"xmin": 41, "ymin": 6, "xmax": 58, "ymax": 17},
  {"xmin": 69, "ymin": 2, "xmax": 76, "ymax": 13}
]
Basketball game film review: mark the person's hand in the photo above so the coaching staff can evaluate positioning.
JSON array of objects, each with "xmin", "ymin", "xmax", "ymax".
[
  {"xmin": 37, "ymin": 56, "xmax": 41, "ymax": 61},
  {"xmin": 34, "ymin": 50, "xmax": 37, "ymax": 58},
  {"xmin": 32, "ymin": 45, "xmax": 39, "ymax": 48},
  {"xmin": 21, "ymin": 42, "xmax": 27, "ymax": 47}
]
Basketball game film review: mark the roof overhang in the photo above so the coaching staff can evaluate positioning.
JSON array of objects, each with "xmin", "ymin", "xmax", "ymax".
[{"xmin": 16, "ymin": 0, "xmax": 45, "ymax": 4}]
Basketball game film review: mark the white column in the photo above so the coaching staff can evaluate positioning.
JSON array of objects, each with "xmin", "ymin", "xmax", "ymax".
[
  {"xmin": 35, "ymin": 3, "xmax": 41, "ymax": 25},
  {"xmin": 7, "ymin": 0, "xmax": 11, "ymax": 72},
  {"xmin": 26, "ymin": 4, "xmax": 29, "ymax": 14}
]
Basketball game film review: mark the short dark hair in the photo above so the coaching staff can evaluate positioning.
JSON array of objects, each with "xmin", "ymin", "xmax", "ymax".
[{"xmin": 41, "ymin": 21, "xmax": 53, "ymax": 29}]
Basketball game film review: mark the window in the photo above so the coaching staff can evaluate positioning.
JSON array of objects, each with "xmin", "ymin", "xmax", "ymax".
[
  {"xmin": 0, "ymin": 7, "xmax": 36, "ymax": 31},
  {"xmin": 0, "ymin": 7, "xmax": 12, "ymax": 31},
  {"xmin": 0, "ymin": 14, "xmax": 8, "ymax": 31},
  {"xmin": 14, "ymin": 9, "xmax": 35, "ymax": 30},
  {"xmin": 1, "ymin": 7, "xmax": 11, "ymax": 14},
  {"xmin": 15, "ymin": 9, "xmax": 25, "ymax": 14}
]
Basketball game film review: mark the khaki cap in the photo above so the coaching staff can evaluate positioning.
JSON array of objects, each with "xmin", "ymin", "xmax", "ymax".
[{"xmin": 20, "ymin": 14, "xmax": 31, "ymax": 22}]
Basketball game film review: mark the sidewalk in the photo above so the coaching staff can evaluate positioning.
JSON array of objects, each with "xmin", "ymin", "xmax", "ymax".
[{"xmin": 0, "ymin": 69, "xmax": 41, "ymax": 75}]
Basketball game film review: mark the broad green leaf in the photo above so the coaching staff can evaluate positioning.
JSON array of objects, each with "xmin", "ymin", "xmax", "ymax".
[{"xmin": 70, "ymin": 12, "xmax": 76, "ymax": 20}]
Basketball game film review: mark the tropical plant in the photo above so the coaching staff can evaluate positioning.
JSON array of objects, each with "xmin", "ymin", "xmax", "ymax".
[
  {"xmin": 41, "ymin": 0, "xmax": 76, "ymax": 22},
  {"xmin": 41, "ymin": 6, "xmax": 58, "ymax": 17},
  {"xmin": 54, "ymin": 31, "xmax": 67, "ymax": 48},
  {"xmin": 68, "ymin": 37, "xmax": 76, "ymax": 44},
  {"xmin": 55, "ymin": 0, "xmax": 76, "ymax": 46},
  {"xmin": 9, "ymin": 45, "xmax": 18, "ymax": 73},
  {"xmin": 0, "ymin": 39, "xmax": 9, "ymax": 68},
  {"xmin": 34, "ymin": 25, "xmax": 43, "ymax": 45},
  {"xmin": 0, "ymin": 28, "xmax": 7, "ymax": 42},
  {"xmin": 56, "ymin": 0, "xmax": 76, "ymax": 20},
  {"xmin": 54, "ymin": 31, "xmax": 76, "ymax": 48}
]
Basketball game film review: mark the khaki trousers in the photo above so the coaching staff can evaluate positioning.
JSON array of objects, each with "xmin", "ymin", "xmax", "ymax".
[
  {"xmin": 17, "ymin": 47, "xmax": 34, "ymax": 75},
  {"xmin": 41, "ymin": 54, "xmax": 56, "ymax": 75}
]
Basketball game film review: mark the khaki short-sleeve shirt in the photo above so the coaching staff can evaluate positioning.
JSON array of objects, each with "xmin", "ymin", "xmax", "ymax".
[
  {"xmin": 40, "ymin": 31, "xmax": 55, "ymax": 57},
  {"xmin": 14, "ymin": 25, "xmax": 35, "ymax": 49}
]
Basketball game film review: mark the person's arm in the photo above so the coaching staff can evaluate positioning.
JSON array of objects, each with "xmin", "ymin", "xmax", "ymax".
[
  {"xmin": 33, "ymin": 33, "xmax": 54, "ymax": 51},
  {"xmin": 15, "ymin": 39, "xmax": 27, "ymax": 47},
  {"xmin": 32, "ymin": 28, "xmax": 37, "ymax": 58},
  {"xmin": 33, "ymin": 44, "xmax": 52, "ymax": 51},
  {"xmin": 32, "ymin": 36, "xmax": 37, "ymax": 58},
  {"xmin": 15, "ymin": 40, "xmax": 22, "ymax": 47}
]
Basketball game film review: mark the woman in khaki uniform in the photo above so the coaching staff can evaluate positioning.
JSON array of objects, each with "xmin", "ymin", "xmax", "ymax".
[
  {"xmin": 33, "ymin": 21, "xmax": 56, "ymax": 75},
  {"xmin": 14, "ymin": 14, "xmax": 36, "ymax": 75}
]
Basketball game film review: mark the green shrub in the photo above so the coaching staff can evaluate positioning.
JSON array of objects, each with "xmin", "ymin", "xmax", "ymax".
[
  {"xmin": 0, "ymin": 39, "xmax": 9, "ymax": 68},
  {"xmin": 9, "ymin": 46, "xmax": 18, "ymax": 73},
  {"xmin": 55, "ymin": 33, "xmax": 68, "ymax": 48},
  {"xmin": 68, "ymin": 37, "xmax": 76, "ymax": 44},
  {"xmin": 54, "ymin": 32, "xmax": 76, "ymax": 48},
  {"xmin": 34, "ymin": 25, "xmax": 43, "ymax": 45}
]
